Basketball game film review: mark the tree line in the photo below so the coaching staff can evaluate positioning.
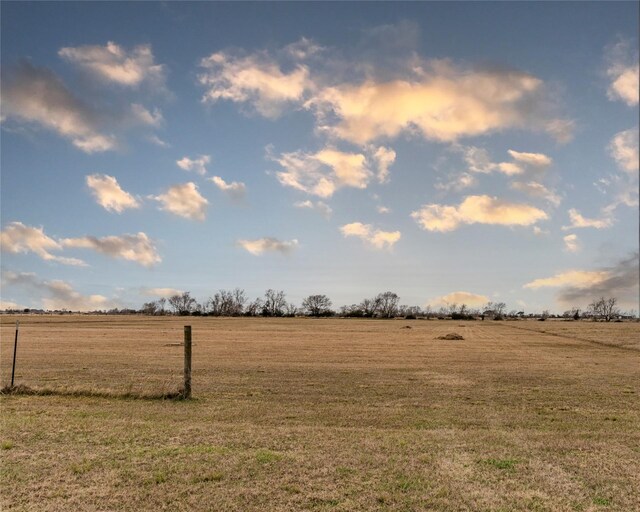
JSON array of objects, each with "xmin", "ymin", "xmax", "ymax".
[{"xmin": 135, "ymin": 290, "xmax": 631, "ymax": 321}]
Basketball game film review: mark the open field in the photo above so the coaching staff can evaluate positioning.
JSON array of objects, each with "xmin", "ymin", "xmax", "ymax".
[{"xmin": 1, "ymin": 316, "xmax": 639, "ymax": 511}]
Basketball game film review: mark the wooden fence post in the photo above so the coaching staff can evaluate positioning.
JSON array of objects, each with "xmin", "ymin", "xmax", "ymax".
[
  {"xmin": 183, "ymin": 325, "xmax": 192, "ymax": 399},
  {"xmin": 11, "ymin": 321, "xmax": 20, "ymax": 388}
]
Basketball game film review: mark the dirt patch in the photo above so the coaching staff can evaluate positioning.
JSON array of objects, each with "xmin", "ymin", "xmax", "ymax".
[{"xmin": 436, "ymin": 333, "xmax": 465, "ymax": 340}]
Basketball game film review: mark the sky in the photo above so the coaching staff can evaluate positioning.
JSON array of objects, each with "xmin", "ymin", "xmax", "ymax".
[{"xmin": 1, "ymin": 2, "xmax": 638, "ymax": 314}]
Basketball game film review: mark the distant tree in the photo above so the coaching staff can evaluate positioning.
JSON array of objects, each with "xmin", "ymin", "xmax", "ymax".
[
  {"xmin": 284, "ymin": 303, "xmax": 298, "ymax": 317},
  {"xmin": 588, "ymin": 297, "xmax": 620, "ymax": 322},
  {"xmin": 207, "ymin": 288, "xmax": 247, "ymax": 316},
  {"xmin": 302, "ymin": 294, "xmax": 333, "ymax": 317},
  {"xmin": 141, "ymin": 301, "xmax": 159, "ymax": 315},
  {"xmin": 157, "ymin": 297, "xmax": 167, "ymax": 315},
  {"xmin": 360, "ymin": 297, "xmax": 381, "ymax": 317},
  {"xmin": 168, "ymin": 292, "xmax": 197, "ymax": 315},
  {"xmin": 262, "ymin": 289, "xmax": 287, "ymax": 317},
  {"xmin": 244, "ymin": 298, "xmax": 262, "ymax": 316},
  {"xmin": 376, "ymin": 291, "xmax": 400, "ymax": 318}
]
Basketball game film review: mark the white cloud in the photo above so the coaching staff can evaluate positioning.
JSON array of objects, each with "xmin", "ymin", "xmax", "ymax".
[
  {"xmin": 605, "ymin": 40, "xmax": 639, "ymax": 106},
  {"xmin": 58, "ymin": 41, "xmax": 166, "ymax": 89},
  {"xmin": 0, "ymin": 300, "xmax": 25, "ymax": 311},
  {"xmin": 428, "ymin": 291, "xmax": 489, "ymax": 309},
  {"xmin": 510, "ymin": 181, "xmax": 561, "ymax": 206},
  {"xmin": 309, "ymin": 60, "xmax": 571, "ymax": 144},
  {"xmin": 2, "ymin": 271, "xmax": 117, "ymax": 312},
  {"xmin": 377, "ymin": 205, "xmax": 391, "ymax": 214},
  {"xmin": 435, "ymin": 172, "xmax": 477, "ymax": 192},
  {"xmin": 147, "ymin": 134, "xmax": 170, "ymax": 147},
  {"xmin": 271, "ymin": 147, "xmax": 373, "ymax": 197},
  {"xmin": 152, "ymin": 182, "xmax": 208, "ymax": 221},
  {"xmin": 411, "ymin": 195, "xmax": 548, "ymax": 232},
  {"xmin": 141, "ymin": 287, "xmax": 183, "ymax": 297},
  {"xmin": 130, "ymin": 103, "xmax": 163, "ymax": 127},
  {"xmin": 340, "ymin": 222, "xmax": 401, "ymax": 249},
  {"xmin": 562, "ymin": 208, "xmax": 613, "ymax": 230},
  {"xmin": 177, "ymin": 155, "xmax": 210, "ymax": 175},
  {"xmin": 61, "ymin": 232, "xmax": 161, "ymax": 267},
  {"xmin": 609, "ymin": 128, "xmax": 639, "ymax": 174},
  {"xmin": 199, "ymin": 50, "xmax": 312, "ymax": 118},
  {"xmin": 0, "ymin": 222, "xmax": 86, "ymax": 266},
  {"xmin": 293, "ymin": 200, "xmax": 332, "ymax": 218},
  {"xmin": 463, "ymin": 146, "xmax": 551, "ymax": 176},
  {"xmin": 524, "ymin": 270, "xmax": 610, "ymax": 290},
  {"xmin": 371, "ymin": 146, "xmax": 396, "ymax": 183},
  {"xmin": 86, "ymin": 174, "xmax": 140, "ymax": 213},
  {"xmin": 210, "ymin": 176, "xmax": 246, "ymax": 199},
  {"xmin": 237, "ymin": 237, "xmax": 298, "ymax": 255},
  {"xmin": 1, "ymin": 62, "xmax": 117, "ymax": 153},
  {"xmin": 563, "ymin": 234, "xmax": 580, "ymax": 253}
]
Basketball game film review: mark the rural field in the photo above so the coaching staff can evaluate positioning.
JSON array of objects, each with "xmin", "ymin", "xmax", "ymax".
[{"xmin": 1, "ymin": 315, "xmax": 639, "ymax": 511}]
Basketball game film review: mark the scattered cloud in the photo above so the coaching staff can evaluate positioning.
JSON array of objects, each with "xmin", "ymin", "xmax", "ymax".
[
  {"xmin": 152, "ymin": 182, "xmax": 208, "ymax": 220},
  {"xmin": 0, "ymin": 222, "xmax": 86, "ymax": 266},
  {"xmin": 271, "ymin": 146, "xmax": 373, "ymax": 197},
  {"xmin": 435, "ymin": 172, "xmax": 477, "ymax": 192},
  {"xmin": 147, "ymin": 134, "xmax": 170, "ymax": 147},
  {"xmin": 1, "ymin": 61, "xmax": 117, "ymax": 152},
  {"xmin": 210, "ymin": 176, "xmax": 246, "ymax": 199},
  {"xmin": 0, "ymin": 299, "xmax": 25, "ymax": 311},
  {"xmin": 177, "ymin": 155, "xmax": 210, "ymax": 175},
  {"xmin": 86, "ymin": 174, "xmax": 140, "ymax": 213},
  {"xmin": 370, "ymin": 146, "xmax": 396, "ymax": 183},
  {"xmin": 340, "ymin": 222, "xmax": 401, "ymax": 249},
  {"xmin": 377, "ymin": 205, "xmax": 391, "ymax": 214},
  {"xmin": 237, "ymin": 237, "xmax": 299, "ymax": 255},
  {"xmin": 2, "ymin": 271, "xmax": 118, "ymax": 311},
  {"xmin": 199, "ymin": 49, "xmax": 312, "ymax": 118},
  {"xmin": 140, "ymin": 287, "xmax": 183, "ymax": 297},
  {"xmin": 463, "ymin": 146, "xmax": 552, "ymax": 176},
  {"xmin": 130, "ymin": 103, "xmax": 163, "ymax": 128},
  {"xmin": 524, "ymin": 253, "xmax": 639, "ymax": 308},
  {"xmin": 428, "ymin": 291, "xmax": 489, "ymax": 308},
  {"xmin": 510, "ymin": 181, "xmax": 561, "ymax": 206},
  {"xmin": 294, "ymin": 200, "xmax": 332, "ymax": 218},
  {"xmin": 61, "ymin": 232, "xmax": 161, "ymax": 267},
  {"xmin": 609, "ymin": 127, "xmax": 639, "ymax": 174},
  {"xmin": 563, "ymin": 234, "xmax": 580, "ymax": 253},
  {"xmin": 58, "ymin": 41, "xmax": 166, "ymax": 89},
  {"xmin": 411, "ymin": 195, "xmax": 548, "ymax": 232},
  {"xmin": 605, "ymin": 39, "xmax": 639, "ymax": 106},
  {"xmin": 562, "ymin": 208, "xmax": 613, "ymax": 230}
]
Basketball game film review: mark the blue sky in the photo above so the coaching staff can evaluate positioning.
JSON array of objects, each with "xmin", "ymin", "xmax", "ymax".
[{"xmin": 1, "ymin": 2, "xmax": 638, "ymax": 313}]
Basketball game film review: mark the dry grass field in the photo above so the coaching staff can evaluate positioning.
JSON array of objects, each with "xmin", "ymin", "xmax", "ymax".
[{"xmin": 1, "ymin": 315, "xmax": 638, "ymax": 511}]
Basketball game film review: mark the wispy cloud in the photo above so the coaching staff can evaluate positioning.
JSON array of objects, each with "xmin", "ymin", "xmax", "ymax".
[
  {"xmin": 428, "ymin": 291, "xmax": 489, "ymax": 309},
  {"xmin": 59, "ymin": 41, "xmax": 166, "ymax": 89},
  {"xmin": 411, "ymin": 195, "xmax": 548, "ymax": 232},
  {"xmin": 293, "ymin": 200, "xmax": 332, "ymax": 218},
  {"xmin": 152, "ymin": 182, "xmax": 208, "ymax": 220},
  {"xmin": 210, "ymin": 176, "xmax": 246, "ymax": 199},
  {"xmin": 140, "ymin": 287, "xmax": 183, "ymax": 297},
  {"xmin": 61, "ymin": 232, "xmax": 161, "ymax": 267},
  {"xmin": 609, "ymin": 127, "xmax": 639, "ymax": 174},
  {"xmin": 340, "ymin": 222, "xmax": 401, "ymax": 249},
  {"xmin": 563, "ymin": 234, "xmax": 580, "ymax": 253},
  {"xmin": 237, "ymin": 237, "xmax": 299, "ymax": 255},
  {"xmin": 562, "ymin": 208, "xmax": 613, "ymax": 230},
  {"xmin": 86, "ymin": 174, "xmax": 140, "ymax": 213},
  {"xmin": 1, "ymin": 62, "xmax": 117, "ymax": 153},
  {"xmin": 2, "ymin": 271, "xmax": 118, "ymax": 311}
]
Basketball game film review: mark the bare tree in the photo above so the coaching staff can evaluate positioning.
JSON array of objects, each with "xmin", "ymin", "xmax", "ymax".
[
  {"xmin": 168, "ymin": 292, "xmax": 197, "ymax": 315},
  {"xmin": 262, "ymin": 289, "xmax": 287, "ymax": 317},
  {"xmin": 359, "ymin": 297, "xmax": 381, "ymax": 317},
  {"xmin": 157, "ymin": 297, "xmax": 167, "ymax": 315},
  {"xmin": 141, "ymin": 301, "xmax": 158, "ymax": 315},
  {"xmin": 244, "ymin": 298, "xmax": 262, "ymax": 317},
  {"xmin": 302, "ymin": 294, "xmax": 333, "ymax": 317},
  {"xmin": 376, "ymin": 291, "xmax": 400, "ymax": 318},
  {"xmin": 588, "ymin": 297, "xmax": 620, "ymax": 322},
  {"xmin": 207, "ymin": 288, "xmax": 247, "ymax": 316}
]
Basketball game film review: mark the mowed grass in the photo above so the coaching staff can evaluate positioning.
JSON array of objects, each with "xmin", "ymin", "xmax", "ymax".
[{"xmin": 1, "ymin": 315, "xmax": 639, "ymax": 511}]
